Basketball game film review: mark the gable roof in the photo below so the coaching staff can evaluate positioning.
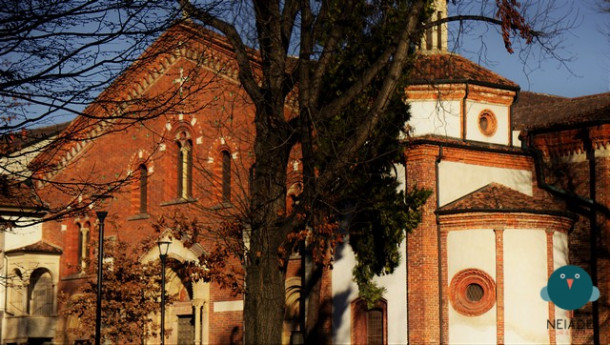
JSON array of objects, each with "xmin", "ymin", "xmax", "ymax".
[
  {"xmin": 0, "ymin": 178, "xmax": 46, "ymax": 215},
  {"xmin": 4, "ymin": 240, "xmax": 62, "ymax": 255},
  {"xmin": 513, "ymin": 92, "xmax": 610, "ymax": 130},
  {"xmin": 31, "ymin": 21, "xmax": 253, "ymax": 184},
  {"xmin": 0, "ymin": 122, "xmax": 70, "ymax": 156},
  {"xmin": 407, "ymin": 53, "xmax": 519, "ymax": 90},
  {"xmin": 437, "ymin": 182, "xmax": 568, "ymax": 216}
]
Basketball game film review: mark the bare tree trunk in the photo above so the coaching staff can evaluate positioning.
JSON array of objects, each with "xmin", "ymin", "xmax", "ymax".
[
  {"xmin": 244, "ymin": 107, "xmax": 290, "ymax": 345},
  {"xmin": 244, "ymin": 238, "xmax": 286, "ymax": 344}
]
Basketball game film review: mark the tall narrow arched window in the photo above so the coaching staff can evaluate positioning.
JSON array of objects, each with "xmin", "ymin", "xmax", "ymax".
[
  {"xmin": 77, "ymin": 222, "xmax": 90, "ymax": 271},
  {"xmin": 351, "ymin": 298, "xmax": 387, "ymax": 345},
  {"xmin": 367, "ymin": 308, "xmax": 384, "ymax": 344},
  {"xmin": 29, "ymin": 269, "xmax": 54, "ymax": 316},
  {"xmin": 139, "ymin": 164, "xmax": 148, "ymax": 213},
  {"xmin": 222, "ymin": 150, "xmax": 231, "ymax": 202},
  {"xmin": 177, "ymin": 138, "xmax": 192, "ymax": 199}
]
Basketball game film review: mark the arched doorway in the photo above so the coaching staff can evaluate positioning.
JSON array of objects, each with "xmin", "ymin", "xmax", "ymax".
[{"xmin": 165, "ymin": 262, "xmax": 196, "ymax": 345}]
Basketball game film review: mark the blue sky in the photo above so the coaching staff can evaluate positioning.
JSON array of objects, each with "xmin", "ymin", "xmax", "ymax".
[
  {"xmin": 451, "ymin": 0, "xmax": 609, "ymax": 98},
  {"xmin": 20, "ymin": 1, "xmax": 608, "ymax": 128}
]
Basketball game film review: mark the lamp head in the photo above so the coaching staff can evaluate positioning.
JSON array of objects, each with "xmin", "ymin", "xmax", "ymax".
[
  {"xmin": 157, "ymin": 239, "xmax": 171, "ymax": 258},
  {"xmin": 95, "ymin": 211, "xmax": 108, "ymax": 222}
]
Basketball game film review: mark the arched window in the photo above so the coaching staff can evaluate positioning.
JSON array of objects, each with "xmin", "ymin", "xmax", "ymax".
[
  {"xmin": 351, "ymin": 298, "xmax": 387, "ymax": 345},
  {"xmin": 8, "ymin": 269, "xmax": 24, "ymax": 315},
  {"xmin": 78, "ymin": 222, "xmax": 90, "ymax": 271},
  {"xmin": 139, "ymin": 164, "xmax": 148, "ymax": 213},
  {"xmin": 222, "ymin": 150, "xmax": 231, "ymax": 202},
  {"xmin": 29, "ymin": 269, "xmax": 54, "ymax": 316},
  {"xmin": 177, "ymin": 137, "xmax": 192, "ymax": 199}
]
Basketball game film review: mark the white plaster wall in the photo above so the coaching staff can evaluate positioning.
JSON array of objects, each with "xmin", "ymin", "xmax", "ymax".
[
  {"xmin": 504, "ymin": 229, "xmax": 549, "ymax": 344},
  {"xmin": 465, "ymin": 101, "xmax": 509, "ymax": 145},
  {"xmin": 438, "ymin": 161, "xmax": 532, "ymax": 206},
  {"xmin": 553, "ymin": 231, "xmax": 571, "ymax": 345},
  {"xmin": 332, "ymin": 239, "xmax": 408, "ymax": 344},
  {"xmin": 406, "ymin": 100, "xmax": 461, "ymax": 138},
  {"xmin": 3, "ymin": 221, "xmax": 42, "ymax": 251},
  {"xmin": 447, "ymin": 230, "xmax": 496, "ymax": 344},
  {"xmin": 512, "ymin": 130, "xmax": 522, "ymax": 148},
  {"xmin": 0, "ymin": 138, "xmax": 56, "ymax": 178},
  {"xmin": 394, "ymin": 164, "xmax": 406, "ymax": 193}
]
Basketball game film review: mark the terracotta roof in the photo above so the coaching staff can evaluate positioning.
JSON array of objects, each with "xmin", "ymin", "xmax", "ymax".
[
  {"xmin": 0, "ymin": 178, "xmax": 45, "ymax": 212},
  {"xmin": 516, "ymin": 91, "xmax": 566, "ymax": 106},
  {"xmin": 404, "ymin": 134, "xmax": 527, "ymax": 154},
  {"xmin": 437, "ymin": 183, "xmax": 566, "ymax": 215},
  {"xmin": 5, "ymin": 240, "xmax": 62, "ymax": 255},
  {"xmin": 407, "ymin": 53, "xmax": 519, "ymax": 89},
  {"xmin": 0, "ymin": 122, "xmax": 69, "ymax": 155},
  {"xmin": 513, "ymin": 92, "xmax": 610, "ymax": 130}
]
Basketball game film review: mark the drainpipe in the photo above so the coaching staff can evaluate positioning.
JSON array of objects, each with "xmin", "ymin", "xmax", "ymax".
[
  {"xmin": 525, "ymin": 130, "xmax": 600, "ymax": 345},
  {"xmin": 462, "ymin": 84, "xmax": 469, "ymax": 140},
  {"xmin": 435, "ymin": 146, "xmax": 444, "ymax": 344},
  {"xmin": 1, "ymin": 249, "xmax": 6, "ymax": 344},
  {"xmin": 584, "ymin": 130, "xmax": 600, "ymax": 345}
]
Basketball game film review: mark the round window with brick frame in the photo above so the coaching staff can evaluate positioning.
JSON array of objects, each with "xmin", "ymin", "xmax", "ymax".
[
  {"xmin": 477, "ymin": 110, "xmax": 497, "ymax": 137},
  {"xmin": 449, "ymin": 269, "xmax": 496, "ymax": 316}
]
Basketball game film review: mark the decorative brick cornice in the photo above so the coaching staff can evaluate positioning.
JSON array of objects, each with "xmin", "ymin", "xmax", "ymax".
[
  {"xmin": 531, "ymin": 124, "xmax": 610, "ymax": 158},
  {"xmin": 439, "ymin": 212, "xmax": 573, "ymax": 234}
]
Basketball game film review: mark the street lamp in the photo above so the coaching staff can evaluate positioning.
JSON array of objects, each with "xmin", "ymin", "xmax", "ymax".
[
  {"xmin": 157, "ymin": 238, "xmax": 171, "ymax": 345},
  {"xmin": 95, "ymin": 210, "xmax": 107, "ymax": 345}
]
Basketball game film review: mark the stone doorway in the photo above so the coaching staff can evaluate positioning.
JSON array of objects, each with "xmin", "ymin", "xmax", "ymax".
[{"xmin": 177, "ymin": 314, "xmax": 195, "ymax": 345}]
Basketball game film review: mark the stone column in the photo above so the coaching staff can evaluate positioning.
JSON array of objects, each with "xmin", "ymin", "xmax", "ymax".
[{"xmin": 192, "ymin": 299, "xmax": 205, "ymax": 345}]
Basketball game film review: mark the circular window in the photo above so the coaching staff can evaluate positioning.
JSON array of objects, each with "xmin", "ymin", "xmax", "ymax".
[
  {"xmin": 449, "ymin": 269, "xmax": 496, "ymax": 316},
  {"xmin": 478, "ymin": 110, "xmax": 497, "ymax": 137}
]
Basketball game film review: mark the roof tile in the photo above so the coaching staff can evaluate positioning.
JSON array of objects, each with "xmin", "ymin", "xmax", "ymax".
[
  {"xmin": 408, "ymin": 53, "xmax": 519, "ymax": 89},
  {"xmin": 5, "ymin": 240, "xmax": 62, "ymax": 254},
  {"xmin": 0, "ymin": 178, "xmax": 45, "ymax": 210},
  {"xmin": 438, "ymin": 182, "xmax": 564, "ymax": 213},
  {"xmin": 513, "ymin": 92, "xmax": 610, "ymax": 130}
]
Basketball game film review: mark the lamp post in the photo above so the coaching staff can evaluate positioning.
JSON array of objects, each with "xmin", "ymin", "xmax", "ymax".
[
  {"xmin": 95, "ymin": 210, "xmax": 107, "ymax": 345},
  {"xmin": 157, "ymin": 238, "xmax": 171, "ymax": 345}
]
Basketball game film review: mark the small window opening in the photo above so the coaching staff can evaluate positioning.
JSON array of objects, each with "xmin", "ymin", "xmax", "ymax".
[
  {"xmin": 466, "ymin": 283, "xmax": 484, "ymax": 302},
  {"xmin": 139, "ymin": 164, "xmax": 148, "ymax": 213},
  {"xmin": 222, "ymin": 150, "xmax": 231, "ymax": 202}
]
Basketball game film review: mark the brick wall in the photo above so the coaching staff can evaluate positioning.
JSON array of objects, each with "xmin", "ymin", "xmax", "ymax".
[
  {"xmin": 405, "ymin": 144, "xmax": 441, "ymax": 344},
  {"xmin": 38, "ymin": 30, "xmax": 258, "ymax": 343},
  {"xmin": 533, "ymin": 126, "xmax": 610, "ymax": 344}
]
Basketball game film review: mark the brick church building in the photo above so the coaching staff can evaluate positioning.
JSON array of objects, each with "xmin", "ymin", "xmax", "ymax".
[{"xmin": 0, "ymin": 1, "xmax": 608, "ymax": 344}]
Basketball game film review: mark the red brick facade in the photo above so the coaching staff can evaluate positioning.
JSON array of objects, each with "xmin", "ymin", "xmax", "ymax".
[{"xmin": 36, "ymin": 23, "xmax": 258, "ymax": 344}]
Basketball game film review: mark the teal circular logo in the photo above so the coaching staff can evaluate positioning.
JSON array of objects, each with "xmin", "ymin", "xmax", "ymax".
[{"xmin": 540, "ymin": 265, "xmax": 600, "ymax": 310}]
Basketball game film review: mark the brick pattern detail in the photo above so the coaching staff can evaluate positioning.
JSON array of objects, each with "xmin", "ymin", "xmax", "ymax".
[
  {"xmin": 440, "ymin": 227, "xmax": 449, "ymax": 344},
  {"xmin": 405, "ymin": 144, "xmax": 441, "ymax": 344},
  {"xmin": 448, "ymin": 269, "xmax": 496, "ymax": 317},
  {"xmin": 495, "ymin": 228, "xmax": 505, "ymax": 345},
  {"xmin": 439, "ymin": 213, "xmax": 573, "ymax": 233}
]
